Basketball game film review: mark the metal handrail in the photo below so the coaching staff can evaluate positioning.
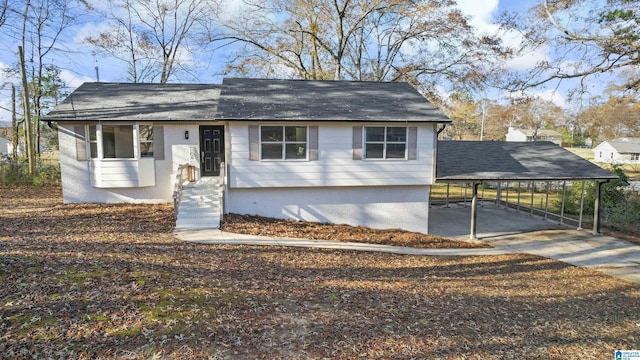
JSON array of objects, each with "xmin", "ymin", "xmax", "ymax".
[
  {"xmin": 172, "ymin": 164, "xmax": 191, "ymax": 221},
  {"xmin": 218, "ymin": 162, "xmax": 226, "ymax": 222}
]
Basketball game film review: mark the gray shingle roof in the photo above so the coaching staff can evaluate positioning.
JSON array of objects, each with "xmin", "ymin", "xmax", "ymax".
[
  {"xmin": 512, "ymin": 128, "xmax": 562, "ymax": 137},
  {"xmin": 216, "ymin": 78, "xmax": 451, "ymax": 122},
  {"xmin": 603, "ymin": 138, "xmax": 640, "ymax": 154},
  {"xmin": 44, "ymin": 82, "xmax": 221, "ymax": 121},
  {"xmin": 437, "ymin": 141, "xmax": 617, "ymax": 181}
]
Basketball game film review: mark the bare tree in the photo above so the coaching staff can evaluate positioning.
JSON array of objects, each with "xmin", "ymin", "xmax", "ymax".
[
  {"xmin": 19, "ymin": 0, "xmax": 87, "ymax": 155},
  {"xmin": 86, "ymin": 0, "xmax": 159, "ymax": 82},
  {"xmin": 498, "ymin": 0, "xmax": 640, "ymax": 93},
  {"xmin": 0, "ymin": 0, "xmax": 9, "ymax": 27},
  {"xmin": 505, "ymin": 96, "xmax": 567, "ymax": 139},
  {"xmin": 87, "ymin": 0, "xmax": 220, "ymax": 83},
  {"xmin": 218, "ymin": 0, "xmax": 511, "ymax": 93}
]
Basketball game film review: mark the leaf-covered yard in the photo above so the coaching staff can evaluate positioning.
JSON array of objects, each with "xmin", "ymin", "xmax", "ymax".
[{"xmin": 1, "ymin": 185, "xmax": 639, "ymax": 359}]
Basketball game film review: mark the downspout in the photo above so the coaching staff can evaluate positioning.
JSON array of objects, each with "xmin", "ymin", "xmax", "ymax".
[{"xmin": 437, "ymin": 124, "xmax": 447, "ymax": 136}]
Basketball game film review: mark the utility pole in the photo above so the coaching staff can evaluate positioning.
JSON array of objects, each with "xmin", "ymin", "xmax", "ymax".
[
  {"xmin": 18, "ymin": 46, "xmax": 35, "ymax": 175},
  {"xmin": 480, "ymin": 100, "xmax": 487, "ymax": 141},
  {"xmin": 11, "ymin": 84, "xmax": 17, "ymax": 159}
]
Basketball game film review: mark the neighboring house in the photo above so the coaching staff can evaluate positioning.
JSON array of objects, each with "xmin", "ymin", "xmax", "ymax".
[
  {"xmin": 44, "ymin": 78, "xmax": 451, "ymax": 234},
  {"xmin": 593, "ymin": 137, "xmax": 640, "ymax": 164},
  {"xmin": 0, "ymin": 122, "xmax": 11, "ymax": 155},
  {"xmin": 506, "ymin": 127, "xmax": 563, "ymax": 145},
  {"xmin": 0, "ymin": 136, "xmax": 9, "ymax": 156}
]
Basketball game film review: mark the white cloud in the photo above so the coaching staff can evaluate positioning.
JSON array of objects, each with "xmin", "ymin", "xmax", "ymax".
[
  {"xmin": 535, "ymin": 89, "xmax": 566, "ymax": 107},
  {"xmin": 60, "ymin": 69, "xmax": 94, "ymax": 89},
  {"xmin": 218, "ymin": 0, "xmax": 251, "ymax": 22},
  {"xmin": 73, "ymin": 21, "xmax": 114, "ymax": 45},
  {"xmin": 503, "ymin": 45, "xmax": 549, "ymax": 71},
  {"xmin": 456, "ymin": 0, "xmax": 500, "ymax": 35},
  {"xmin": 504, "ymin": 88, "xmax": 567, "ymax": 108},
  {"xmin": 456, "ymin": 0, "xmax": 551, "ymax": 72}
]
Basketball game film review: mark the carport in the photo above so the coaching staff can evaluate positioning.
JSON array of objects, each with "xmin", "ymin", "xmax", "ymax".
[{"xmin": 435, "ymin": 141, "xmax": 619, "ymax": 239}]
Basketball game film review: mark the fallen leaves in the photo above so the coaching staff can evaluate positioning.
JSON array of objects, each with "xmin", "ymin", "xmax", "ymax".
[
  {"xmin": 1, "ymin": 185, "xmax": 639, "ymax": 359},
  {"xmin": 221, "ymin": 213, "xmax": 489, "ymax": 248}
]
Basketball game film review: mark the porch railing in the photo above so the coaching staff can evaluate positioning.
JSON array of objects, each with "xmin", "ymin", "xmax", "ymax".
[
  {"xmin": 172, "ymin": 164, "xmax": 191, "ymax": 221},
  {"xmin": 219, "ymin": 162, "xmax": 226, "ymax": 223}
]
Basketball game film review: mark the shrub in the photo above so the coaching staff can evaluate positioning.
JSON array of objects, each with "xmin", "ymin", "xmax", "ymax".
[
  {"xmin": 555, "ymin": 165, "xmax": 639, "ymax": 235},
  {"xmin": 604, "ymin": 190, "xmax": 640, "ymax": 233},
  {"xmin": 0, "ymin": 158, "xmax": 61, "ymax": 186}
]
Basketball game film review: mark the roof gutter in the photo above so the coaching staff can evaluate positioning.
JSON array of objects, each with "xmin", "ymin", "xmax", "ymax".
[{"xmin": 46, "ymin": 120, "xmax": 58, "ymax": 131}]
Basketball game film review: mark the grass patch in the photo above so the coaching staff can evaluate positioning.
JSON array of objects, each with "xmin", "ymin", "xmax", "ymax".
[
  {"xmin": 56, "ymin": 268, "xmax": 111, "ymax": 286},
  {"xmin": 5, "ymin": 314, "xmax": 59, "ymax": 337}
]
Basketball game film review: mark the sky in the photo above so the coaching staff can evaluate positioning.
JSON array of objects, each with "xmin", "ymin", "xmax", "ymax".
[{"xmin": 0, "ymin": 0, "xmax": 577, "ymax": 124}]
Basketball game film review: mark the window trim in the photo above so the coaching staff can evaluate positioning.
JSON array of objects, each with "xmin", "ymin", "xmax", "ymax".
[
  {"xmin": 138, "ymin": 124, "xmax": 154, "ymax": 158},
  {"xmin": 259, "ymin": 125, "xmax": 309, "ymax": 161},
  {"xmin": 363, "ymin": 126, "xmax": 408, "ymax": 160},
  {"xmin": 86, "ymin": 124, "xmax": 155, "ymax": 160}
]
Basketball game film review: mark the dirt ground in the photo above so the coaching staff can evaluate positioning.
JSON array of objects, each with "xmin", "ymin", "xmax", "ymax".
[{"xmin": 1, "ymin": 185, "xmax": 639, "ymax": 359}]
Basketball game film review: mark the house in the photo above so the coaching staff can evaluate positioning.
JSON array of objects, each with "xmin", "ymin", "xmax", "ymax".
[
  {"xmin": 0, "ymin": 121, "xmax": 12, "ymax": 155},
  {"xmin": 593, "ymin": 137, "xmax": 640, "ymax": 164},
  {"xmin": 44, "ymin": 78, "xmax": 451, "ymax": 234},
  {"xmin": 0, "ymin": 136, "xmax": 9, "ymax": 157},
  {"xmin": 506, "ymin": 127, "xmax": 562, "ymax": 145}
]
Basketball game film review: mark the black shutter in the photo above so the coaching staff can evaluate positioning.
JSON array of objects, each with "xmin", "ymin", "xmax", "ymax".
[
  {"xmin": 153, "ymin": 125, "xmax": 165, "ymax": 160},
  {"xmin": 249, "ymin": 125, "xmax": 259, "ymax": 160},
  {"xmin": 352, "ymin": 126, "xmax": 362, "ymax": 160},
  {"xmin": 75, "ymin": 125, "xmax": 87, "ymax": 160}
]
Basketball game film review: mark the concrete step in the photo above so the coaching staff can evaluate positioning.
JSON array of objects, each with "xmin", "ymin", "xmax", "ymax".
[
  {"xmin": 176, "ymin": 214, "xmax": 221, "ymax": 229},
  {"xmin": 175, "ymin": 177, "xmax": 223, "ymax": 230},
  {"xmin": 180, "ymin": 202, "xmax": 219, "ymax": 209},
  {"xmin": 176, "ymin": 220, "xmax": 221, "ymax": 229},
  {"xmin": 181, "ymin": 196, "xmax": 219, "ymax": 202}
]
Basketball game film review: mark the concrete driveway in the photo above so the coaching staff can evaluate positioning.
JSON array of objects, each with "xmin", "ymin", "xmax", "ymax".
[
  {"xmin": 428, "ymin": 202, "xmax": 570, "ymax": 239},
  {"xmin": 429, "ymin": 203, "xmax": 640, "ymax": 283}
]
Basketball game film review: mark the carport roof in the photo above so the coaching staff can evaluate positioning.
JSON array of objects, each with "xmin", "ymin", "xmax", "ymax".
[{"xmin": 436, "ymin": 141, "xmax": 617, "ymax": 181}]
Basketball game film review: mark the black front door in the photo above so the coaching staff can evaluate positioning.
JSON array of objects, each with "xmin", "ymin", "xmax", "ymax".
[{"xmin": 200, "ymin": 126, "xmax": 224, "ymax": 176}]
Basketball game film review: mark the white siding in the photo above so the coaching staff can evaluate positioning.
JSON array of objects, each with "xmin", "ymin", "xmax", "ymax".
[
  {"xmin": 227, "ymin": 185, "xmax": 430, "ymax": 233},
  {"xmin": 594, "ymin": 142, "xmax": 618, "ymax": 163},
  {"xmin": 506, "ymin": 127, "xmax": 527, "ymax": 142},
  {"xmin": 89, "ymin": 158, "xmax": 156, "ymax": 188},
  {"xmin": 58, "ymin": 123, "xmax": 201, "ymax": 203},
  {"xmin": 593, "ymin": 141, "xmax": 640, "ymax": 164},
  {"xmin": 228, "ymin": 122, "xmax": 436, "ymax": 188}
]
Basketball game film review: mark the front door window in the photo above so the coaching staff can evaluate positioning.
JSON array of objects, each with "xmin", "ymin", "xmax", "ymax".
[{"xmin": 200, "ymin": 126, "xmax": 225, "ymax": 176}]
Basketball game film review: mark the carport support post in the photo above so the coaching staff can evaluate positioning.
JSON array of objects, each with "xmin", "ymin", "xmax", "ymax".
[
  {"xmin": 544, "ymin": 182, "xmax": 550, "ymax": 220},
  {"xmin": 593, "ymin": 180, "xmax": 605, "ymax": 235},
  {"xmin": 470, "ymin": 182, "xmax": 480, "ymax": 240},
  {"xmin": 505, "ymin": 183, "xmax": 510, "ymax": 207},
  {"xmin": 445, "ymin": 183, "xmax": 450, "ymax": 207},
  {"xmin": 578, "ymin": 180, "xmax": 585, "ymax": 230},
  {"xmin": 530, "ymin": 181, "xmax": 535, "ymax": 215},
  {"xmin": 560, "ymin": 181, "xmax": 567, "ymax": 225}
]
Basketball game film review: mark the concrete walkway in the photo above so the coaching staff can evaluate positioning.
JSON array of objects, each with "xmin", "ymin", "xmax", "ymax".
[
  {"xmin": 175, "ymin": 229, "xmax": 509, "ymax": 256},
  {"xmin": 175, "ymin": 203, "xmax": 640, "ymax": 284}
]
